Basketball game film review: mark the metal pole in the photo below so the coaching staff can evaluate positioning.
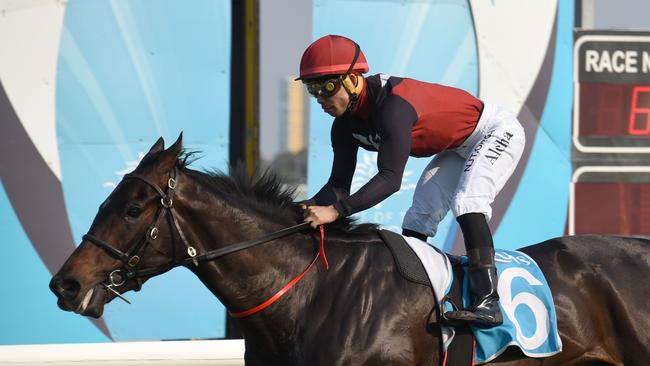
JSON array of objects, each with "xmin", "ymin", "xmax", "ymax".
[
  {"xmin": 229, "ymin": 0, "xmax": 259, "ymax": 178},
  {"xmin": 227, "ymin": 0, "xmax": 259, "ymax": 339}
]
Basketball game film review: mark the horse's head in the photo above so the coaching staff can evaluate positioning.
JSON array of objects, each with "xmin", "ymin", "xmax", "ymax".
[{"xmin": 50, "ymin": 135, "xmax": 186, "ymax": 318}]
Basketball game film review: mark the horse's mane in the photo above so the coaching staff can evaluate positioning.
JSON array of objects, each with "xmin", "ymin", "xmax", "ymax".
[{"xmin": 177, "ymin": 151, "xmax": 378, "ymax": 235}]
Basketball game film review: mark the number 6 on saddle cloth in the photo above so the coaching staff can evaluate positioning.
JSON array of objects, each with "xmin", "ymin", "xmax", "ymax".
[{"xmin": 378, "ymin": 229, "xmax": 562, "ymax": 365}]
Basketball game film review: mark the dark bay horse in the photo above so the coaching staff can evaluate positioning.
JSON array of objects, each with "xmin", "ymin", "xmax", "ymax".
[{"xmin": 50, "ymin": 136, "xmax": 650, "ymax": 365}]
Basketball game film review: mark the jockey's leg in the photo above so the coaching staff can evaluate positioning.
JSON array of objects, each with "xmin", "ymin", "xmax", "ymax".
[
  {"xmin": 402, "ymin": 151, "xmax": 464, "ymax": 241},
  {"xmin": 444, "ymin": 213, "xmax": 503, "ymax": 326},
  {"xmin": 443, "ymin": 103, "xmax": 525, "ymax": 326}
]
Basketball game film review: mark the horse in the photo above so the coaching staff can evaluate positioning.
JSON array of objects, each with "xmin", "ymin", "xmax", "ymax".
[{"xmin": 50, "ymin": 135, "xmax": 650, "ymax": 365}]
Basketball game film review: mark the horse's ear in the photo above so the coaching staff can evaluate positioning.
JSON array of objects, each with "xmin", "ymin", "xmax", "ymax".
[
  {"xmin": 146, "ymin": 137, "xmax": 165, "ymax": 157},
  {"xmin": 155, "ymin": 132, "xmax": 183, "ymax": 172}
]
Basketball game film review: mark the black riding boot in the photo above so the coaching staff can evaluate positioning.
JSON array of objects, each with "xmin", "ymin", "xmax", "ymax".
[
  {"xmin": 444, "ymin": 248, "xmax": 503, "ymax": 325},
  {"xmin": 444, "ymin": 214, "xmax": 503, "ymax": 326}
]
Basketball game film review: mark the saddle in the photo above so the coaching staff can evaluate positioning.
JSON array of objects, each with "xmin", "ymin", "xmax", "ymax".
[
  {"xmin": 377, "ymin": 229, "xmax": 563, "ymax": 365},
  {"xmin": 377, "ymin": 229, "xmax": 474, "ymax": 366}
]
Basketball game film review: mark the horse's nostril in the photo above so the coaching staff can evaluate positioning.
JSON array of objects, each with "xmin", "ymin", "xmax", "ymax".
[{"xmin": 56, "ymin": 278, "xmax": 81, "ymax": 301}]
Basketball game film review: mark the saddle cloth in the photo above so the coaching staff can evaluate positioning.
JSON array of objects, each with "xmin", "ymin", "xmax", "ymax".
[{"xmin": 391, "ymin": 234, "xmax": 563, "ymax": 364}]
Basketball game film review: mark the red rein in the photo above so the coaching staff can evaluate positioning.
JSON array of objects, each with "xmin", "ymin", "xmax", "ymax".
[{"xmin": 229, "ymin": 225, "xmax": 329, "ymax": 319}]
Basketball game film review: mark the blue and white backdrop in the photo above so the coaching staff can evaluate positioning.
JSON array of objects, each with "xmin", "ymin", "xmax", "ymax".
[
  {"xmin": 1, "ymin": 0, "xmax": 231, "ymax": 343},
  {"xmin": 0, "ymin": 0, "xmax": 573, "ymax": 344}
]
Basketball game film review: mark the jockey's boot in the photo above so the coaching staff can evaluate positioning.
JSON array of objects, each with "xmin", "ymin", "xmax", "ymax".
[
  {"xmin": 444, "ymin": 213, "xmax": 503, "ymax": 326},
  {"xmin": 444, "ymin": 247, "xmax": 503, "ymax": 326}
]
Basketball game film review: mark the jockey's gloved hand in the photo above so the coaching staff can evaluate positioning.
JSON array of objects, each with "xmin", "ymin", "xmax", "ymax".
[{"xmin": 295, "ymin": 200, "xmax": 315, "ymax": 223}]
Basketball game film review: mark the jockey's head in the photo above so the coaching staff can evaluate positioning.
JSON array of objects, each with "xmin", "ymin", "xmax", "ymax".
[{"xmin": 297, "ymin": 35, "xmax": 368, "ymax": 117}]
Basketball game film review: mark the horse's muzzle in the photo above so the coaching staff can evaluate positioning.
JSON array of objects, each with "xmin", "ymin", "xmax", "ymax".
[
  {"xmin": 50, "ymin": 275, "xmax": 80, "ymax": 302},
  {"xmin": 49, "ymin": 275, "xmax": 106, "ymax": 317}
]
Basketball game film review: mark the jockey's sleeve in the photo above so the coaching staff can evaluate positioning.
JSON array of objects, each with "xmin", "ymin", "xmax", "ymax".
[
  {"xmin": 335, "ymin": 96, "xmax": 416, "ymax": 217},
  {"xmin": 307, "ymin": 118, "xmax": 359, "ymax": 207}
]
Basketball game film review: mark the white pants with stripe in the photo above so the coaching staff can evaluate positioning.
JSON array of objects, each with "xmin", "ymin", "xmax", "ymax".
[{"xmin": 402, "ymin": 103, "xmax": 525, "ymax": 237}]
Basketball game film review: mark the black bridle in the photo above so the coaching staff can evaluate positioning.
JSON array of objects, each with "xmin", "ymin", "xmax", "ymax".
[{"xmin": 82, "ymin": 167, "xmax": 311, "ymax": 302}]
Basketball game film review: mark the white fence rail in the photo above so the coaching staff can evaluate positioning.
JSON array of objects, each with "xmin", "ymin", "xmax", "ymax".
[{"xmin": 0, "ymin": 339, "xmax": 245, "ymax": 366}]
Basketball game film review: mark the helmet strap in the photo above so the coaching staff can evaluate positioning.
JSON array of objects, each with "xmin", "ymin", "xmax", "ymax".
[
  {"xmin": 342, "ymin": 75, "xmax": 363, "ymax": 110},
  {"xmin": 341, "ymin": 42, "xmax": 362, "ymax": 110}
]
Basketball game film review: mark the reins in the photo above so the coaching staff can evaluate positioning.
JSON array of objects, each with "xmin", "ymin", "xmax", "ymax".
[
  {"xmin": 82, "ymin": 167, "xmax": 329, "ymax": 317},
  {"xmin": 229, "ymin": 224, "xmax": 328, "ymax": 318},
  {"xmin": 124, "ymin": 222, "xmax": 317, "ymax": 279}
]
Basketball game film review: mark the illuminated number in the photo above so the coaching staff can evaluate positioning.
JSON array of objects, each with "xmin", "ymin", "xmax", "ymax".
[
  {"xmin": 498, "ymin": 267, "xmax": 550, "ymax": 350},
  {"xmin": 628, "ymin": 86, "xmax": 650, "ymax": 135}
]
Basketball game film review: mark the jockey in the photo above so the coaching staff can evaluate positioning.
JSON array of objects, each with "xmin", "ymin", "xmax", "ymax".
[{"xmin": 299, "ymin": 34, "xmax": 525, "ymax": 326}]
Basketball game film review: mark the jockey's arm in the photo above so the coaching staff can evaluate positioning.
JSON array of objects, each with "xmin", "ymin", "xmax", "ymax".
[
  {"xmin": 334, "ymin": 99, "xmax": 414, "ymax": 217},
  {"xmin": 303, "ymin": 118, "xmax": 358, "ymax": 208}
]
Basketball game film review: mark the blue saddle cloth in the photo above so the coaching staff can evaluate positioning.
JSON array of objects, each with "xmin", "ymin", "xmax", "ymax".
[{"xmin": 446, "ymin": 249, "xmax": 563, "ymax": 364}]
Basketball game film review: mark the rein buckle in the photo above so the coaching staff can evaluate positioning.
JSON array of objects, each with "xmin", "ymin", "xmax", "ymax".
[
  {"xmin": 188, "ymin": 246, "xmax": 198, "ymax": 266},
  {"xmin": 128, "ymin": 255, "xmax": 140, "ymax": 268}
]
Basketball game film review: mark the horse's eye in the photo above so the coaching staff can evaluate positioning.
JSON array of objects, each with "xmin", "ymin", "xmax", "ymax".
[{"xmin": 126, "ymin": 206, "xmax": 142, "ymax": 218}]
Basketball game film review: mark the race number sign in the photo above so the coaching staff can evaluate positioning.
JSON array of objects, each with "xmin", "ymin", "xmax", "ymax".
[
  {"xmin": 574, "ymin": 30, "xmax": 650, "ymax": 153},
  {"xmin": 571, "ymin": 30, "xmax": 650, "ymax": 236}
]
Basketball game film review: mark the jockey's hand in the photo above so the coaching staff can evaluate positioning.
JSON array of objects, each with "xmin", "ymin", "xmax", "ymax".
[{"xmin": 303, "ymin": 205, "xmax": 340, "ymax": 228}]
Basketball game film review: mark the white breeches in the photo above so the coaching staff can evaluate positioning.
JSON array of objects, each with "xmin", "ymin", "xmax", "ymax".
[{"xmin": 402, "ymin": 103, "xmax": 525, "ymax": 237}]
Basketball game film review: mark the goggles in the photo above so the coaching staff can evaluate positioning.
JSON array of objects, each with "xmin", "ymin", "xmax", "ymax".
[
  {"xmin": 305, "ymin": 77, "xmax": 342, "ymax": 98},
  {"xmin": 304, "ymin": 43, "xmax": 361, "ymax": 100}
]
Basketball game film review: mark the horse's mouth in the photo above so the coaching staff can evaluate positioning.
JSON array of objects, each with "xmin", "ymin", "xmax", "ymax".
[
  {"xmin": 79, "ymin": 286, "xmax": 108, "ymax": 318},
  {"xmin": 57, "ymin": 285, "xmax": 108, "ymax": 318}
]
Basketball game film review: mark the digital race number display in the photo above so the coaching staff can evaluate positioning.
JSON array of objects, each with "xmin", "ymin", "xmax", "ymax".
[
  {"xmin": 579, "ymin": 83, "xmax": 650, "ymax": 136},
  {"xmin": 570, "ymin": 31, "xmax": 650, "ymax": 236},
  {"xmin": 574, "ymin": 32, "xmax": 650, "ymax": 152}
]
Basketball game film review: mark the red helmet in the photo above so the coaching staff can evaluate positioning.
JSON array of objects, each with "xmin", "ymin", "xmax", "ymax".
[{"xmin": 298, "ymin": 35, "xmax": 369, "ymax": 80}]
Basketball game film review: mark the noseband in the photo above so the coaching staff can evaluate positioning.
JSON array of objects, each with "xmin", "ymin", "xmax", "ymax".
[{"xmin": 82, "ymin": 167, "xmax": 313, "ymax": 305}]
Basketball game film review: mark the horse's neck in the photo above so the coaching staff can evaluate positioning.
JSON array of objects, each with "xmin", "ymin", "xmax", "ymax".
[{"xmin": 177, "ymin": 174, "xmax": 316, "ymax": 334}]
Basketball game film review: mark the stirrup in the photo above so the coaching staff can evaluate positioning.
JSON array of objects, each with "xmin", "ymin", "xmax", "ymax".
[{"xmin": 443, "ymin": 307, "xmax": 503, "ymax": 326}]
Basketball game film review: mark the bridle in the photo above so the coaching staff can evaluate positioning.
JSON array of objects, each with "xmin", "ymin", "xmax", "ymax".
[
  {"xmin": 82, "ymin": 167, "xmax": 321, "ymax": 315},
  {"xmin": 83, "ymin": 168, "xmax": 193, "ymax": 298}
]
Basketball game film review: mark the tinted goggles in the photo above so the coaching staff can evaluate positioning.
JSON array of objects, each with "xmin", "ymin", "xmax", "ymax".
[{"xmin": 305, "ymin": 78, "xmax": 341, "ymax": 98}]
